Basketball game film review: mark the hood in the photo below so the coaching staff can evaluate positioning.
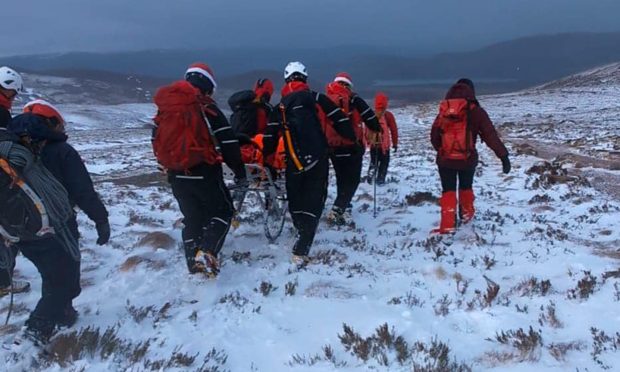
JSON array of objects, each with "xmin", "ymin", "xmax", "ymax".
[
  {"xmin": 254, "ymin": 79, "xmax": 274, "ymax": 101},
  {"xmin": 0, "ymin": 94, "xmax": 11, "ymax": 111},
  {"xmin": 445, "ymin": 83, "xmax": 476, "ymax": 101},
  {"xmin": 8, "ymin": 113, "xmax": 68, "ymax": 143},
  {"xmin": 281, "ymin": 81, "xmax": 309, "ymax": 97},
  {"xmin": 374, "ymin": 92, "xmax": 389, "ymax": 111},
  {"xmin": 326, "ymin": 81, "xmax": 351, "ymax": 98}
]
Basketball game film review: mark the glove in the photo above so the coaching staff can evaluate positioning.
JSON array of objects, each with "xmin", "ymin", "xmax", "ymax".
[
  {"xmin": 501, "ymin": 156, "xmax": 511, "ymax": 174},
  {"xmin": 95, "ymin": 221, "xmax": 110, "ymax": 245},
  {"xmin": 392, "ymin": 145, "xmax": 398, "ymax": 153}
]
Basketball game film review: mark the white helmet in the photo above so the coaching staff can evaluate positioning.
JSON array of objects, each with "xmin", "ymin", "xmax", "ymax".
[
  {"xmin": 284, "ymin": 61, "xmax": 308, "ymax": 79},
  {"xmin": 0, "ymin": 66, "xmax": 24, "ymax": 93}
]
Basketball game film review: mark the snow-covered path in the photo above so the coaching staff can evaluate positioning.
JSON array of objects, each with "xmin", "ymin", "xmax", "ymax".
[{"xmin": 2, "ymin": 97, "xmax": 620, "ymax": 371}]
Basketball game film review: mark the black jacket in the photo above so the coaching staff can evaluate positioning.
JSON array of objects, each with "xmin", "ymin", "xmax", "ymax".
[
  {"xmin": 263, "ymin": 87, "xmax": 355, "ymax": 170},
  {"xmin": 0, "ymin": 107, "xmax": 11, "ymax": 129},
  {"xmin": 9, "ymin": 113, "xmax": 109, "ymax": 224}
]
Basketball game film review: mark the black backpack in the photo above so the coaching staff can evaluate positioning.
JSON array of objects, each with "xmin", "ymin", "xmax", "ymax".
[
  {"xmin": 0, "ymin": 138, "xmax": 53, "ymax": 243},
  {"xmin": 228, "ymin": 90, "xmax": 259, "ymax": 137},
  {"xmin": 279, "ymin": 90, "xmax": 327, "ymax": 172}
]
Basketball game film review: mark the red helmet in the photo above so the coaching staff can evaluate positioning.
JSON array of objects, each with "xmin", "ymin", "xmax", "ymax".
[
  {"xmin": 23, "ymin": 99, "xmax": 65, "ymax": 124},
  {"xmin": 254, "ymin": 78, "xmax": 274, "ymax": 100},
  {"xmin": 334, "ymin": 72, "xmax": 353, "ymax": 88}
]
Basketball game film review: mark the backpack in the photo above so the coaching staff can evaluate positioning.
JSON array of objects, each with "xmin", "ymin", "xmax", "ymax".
[
  {"xmin": 0, "ymin": 141, "xmax": 54, "ymax": 243},
  {"xmin": 152, "ymin": 81, "xmax": 221, "ymax": 171},
  {"xmin": 325, "ymin": 83, "xmax": 363, "ymax": 147},
  {"xmin": 228, "ymin": 90, "xmax": 259, "ymax": 137},
  {"xmin": 279, "ymin": 90, "xmax": 327, "ymax": 172},
  {"xmin": 437, "ymin": 99, "xmax": 474, "ymax": 161}
]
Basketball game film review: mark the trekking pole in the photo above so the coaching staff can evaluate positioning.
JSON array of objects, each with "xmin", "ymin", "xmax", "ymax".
[{"xmin": 373, "ymin": 148, "xmax": 379, "ymax": 219}]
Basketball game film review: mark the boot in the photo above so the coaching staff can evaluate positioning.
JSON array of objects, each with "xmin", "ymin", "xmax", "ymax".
[
  {"xmin": 23, "ymin": 316, "xmax": 56, "ymax": 345},
  {"xmin": 0, "ymin": 280, "xmax": 31, "ymax": 298},
  {"xmin": 57, "ymin": 304, "xmax": 79, "ymax": 328},
  {"xmin": 183, "ymin": 241, "xmax": 202, "ymax": 274},
  {"xmin": 194, "ymin": 250, "xmax": 220, "ymax": 279},
  {"xmin": 432, "ymin": 191, "xmax": 457, "ymax": 234},
  {"xmin": 326, "ymin": 206, "xmax": 346, "ymax": 226},
  {"xmin": 459, "ymin": 189, "xmax": 475, "ymax": 223}
]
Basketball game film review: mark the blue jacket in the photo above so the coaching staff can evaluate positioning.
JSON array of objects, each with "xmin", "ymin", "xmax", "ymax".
[{"xmin": 9, "ymin": 113, "xmax": 108, "ymax": 225}]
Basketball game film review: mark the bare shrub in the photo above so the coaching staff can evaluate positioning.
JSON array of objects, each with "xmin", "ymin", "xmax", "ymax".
[
  {"xmin": 567, "ymin": 271, "xmax": 598, "ymax": 300},
  {"xmin": 230, "ymin": 251, "xmax": 251, "ymax": 264},
  {"xmin": 312, "ymin": 249, "xmax": 348, "ymax": 266},
  {"xmin": 590, "ymin": 327, "xmax": 620, "ymax": 369},
  {"xmin": 254, "ymin": 281, "xmax": 278, "ymax": 297},
  {"xmin": 288, "ymin": 345, "xmax": 346, "ymax": 368},
  {"xmin": 492, "ymin": 327, "xmax": 543, "ymax": 362},
  {"xmin": 483, "ymin": 276, "xmax": 500, "ymax": 307},
  {"xmin": 388, "ymin": 291, "xmax": 426, "ymax": 308},
  {"xmin": 538, "ymin": 301, "xmax": 563, "ymax": 328},
  {"xmin": 126, "ymin": 303, "xmax": 155, "ymax": 324},
  {"xmin": 412, "ymin": 337, "xmax": 472, "ymax": 372},
  {"xmin": 547, "ymin": 341, "xmax": 585, "ymax": 362},
  {"xmin": 218, "ymin": 291, "xmax": 250, "ymax": 310},
  {"xmin": 405, "ymin": 192, "xmax": 438, "ymax": 206},
  {"xmin": 433, "ymin": 295, "xmax": 452, "ymax": 316},
  {"xmin": 508, "ymin": 277, "xmax": 552, "ymax": 297},
  {"xmin": 285, "ymin": 278, "xmax": 298, "ymax": 296}
]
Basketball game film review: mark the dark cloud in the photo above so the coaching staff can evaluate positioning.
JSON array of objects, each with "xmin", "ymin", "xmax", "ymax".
[{"xmin": 2, "ymin": 0, "xmax": 619, "ymax": 56}]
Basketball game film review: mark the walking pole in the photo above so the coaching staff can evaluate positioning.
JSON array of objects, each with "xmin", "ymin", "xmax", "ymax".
[{"xmin": 373, "ymin": 148, "xmax": 379, "ymax": 219}]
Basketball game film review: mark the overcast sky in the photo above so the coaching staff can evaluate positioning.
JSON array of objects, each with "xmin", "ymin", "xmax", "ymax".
[{"xmin": 2, "ymin": 0, "xmax": 619, "ymax": 56}]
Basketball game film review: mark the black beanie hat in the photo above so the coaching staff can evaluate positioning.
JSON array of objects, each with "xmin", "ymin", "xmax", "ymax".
[{"xmin": 456, "ymin": 78, "xmax": 475, "ymax": 95}]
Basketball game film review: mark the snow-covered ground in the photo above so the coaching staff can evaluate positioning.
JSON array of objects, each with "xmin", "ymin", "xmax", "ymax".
[{"xmin": 1, "ymin": 66, "xmax": 620, "ymax": 371}]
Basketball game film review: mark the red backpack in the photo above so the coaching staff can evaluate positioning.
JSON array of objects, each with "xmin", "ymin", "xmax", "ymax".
[
  {"xmin": 152, "ymin": 81, "xmax": 221, "ymax": 171},
  {"xmin": 437, "ymin": 99, "xmax": 474, "ymax": 161},
  {"xmin": 324, "ymin": 82, "xmax": 362, "ymax": 147}
]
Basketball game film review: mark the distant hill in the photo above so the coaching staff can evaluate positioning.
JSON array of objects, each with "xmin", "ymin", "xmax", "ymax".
[
  {"xmin": 4, "ymin": 32, "xmax": 620, "ymax": 103},
  {"xmin": 536, "ymin": 62, "xmax": 620, "ymax": 90}
]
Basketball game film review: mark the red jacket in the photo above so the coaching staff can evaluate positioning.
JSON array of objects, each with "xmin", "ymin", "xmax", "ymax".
[{"xmin": 430, "ymin": 83, "xmax": 508, "ymax": 170}]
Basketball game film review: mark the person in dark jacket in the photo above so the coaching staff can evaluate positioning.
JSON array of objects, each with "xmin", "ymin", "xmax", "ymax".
[
  {"xmin": 263, "ymin": 62, "xmax": 356, "ymax": 265},
  {"xmin": 3, "ymin": 118, "xmax": 81, "ymax": 344},
  {"xmin": 324, "ymin": 73, "xmax": 382, "ymax": 226},
  {"xmin": 8, "ymin": 100, "xmax": 110, "ymax": 332},
  {"xmin": 430, "ymin": 79, "xmax": 511, "ymax": 234},
  {"xmin": 228, "ymin": 78, "xmax": 275, "ymax": 163},
  {"xmin": 19, "ymin": 100, "xmax": 110, "ymax": 243},
  {"xmin": 153, "ymin": 63, "xmax": 247, "ymax": 278},
  {"xmin": 0, "ymin": 66, "xmax": 31, "ymax": 297}
]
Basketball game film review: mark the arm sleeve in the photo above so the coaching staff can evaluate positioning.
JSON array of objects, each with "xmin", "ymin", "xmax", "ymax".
[
  {"xmin": 315, "ymin": 92, "xmax": 356, "ymax": 141},
  {"xmin": 430, "ymin": 116, "xmax": 442, "ymax": 151},
  {"xmin": 351, "ymin": 95, "xmax": 381, "ymax": 132},
  {"xmin": 386, "ymin": 111, "xmax": 398, "ymax": 146},
  {"xmin": 476, "ymin": 108, "xmax": 509, "ymax": 159},
  {"xmin": 206, "ymin": 105, "xmax": 246, "ymax": 178},
  {"xmin": 262, "ymin": 107, "xmax": 282, "ymax": 166},
  {"xmin": 61, "ymin": 146, "xmax": 108, "ymax": 224}
]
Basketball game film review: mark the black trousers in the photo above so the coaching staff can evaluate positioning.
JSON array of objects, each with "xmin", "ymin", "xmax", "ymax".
[
  {"xmin": 438, "ymin": 166, "xmax": 475, "ymax": 192},
  {"xmin": 330, "ymin": 146, "xmax": 364, "ymax": 211},
  {"xmin": 286, "ymin": 156, "xmax": 329, "ymax": 256},
  {"xmin": 0, "ymin": 213, "xmax": 80, "ymax": 288},
  {"xmin": 19, "ymin": 238, "xmax": 81, "ymax": 324},
  {"xmin": 170, "ymin": 164, "xmax": 233, "ymax": 257},
  {"xmin": 369, "ymin": 147, "xmax": 390, "ymax": 183}
]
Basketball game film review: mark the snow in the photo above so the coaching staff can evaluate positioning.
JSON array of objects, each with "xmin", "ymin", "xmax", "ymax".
[{"xmin": 2, "ymin": 66, "xmax": 620, "ymax": 371}]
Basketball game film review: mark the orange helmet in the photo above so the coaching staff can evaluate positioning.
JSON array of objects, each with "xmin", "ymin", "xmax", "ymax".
[{"xmin": 23, "ymin": 99, "xmax": 65, "ymax": 125}]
